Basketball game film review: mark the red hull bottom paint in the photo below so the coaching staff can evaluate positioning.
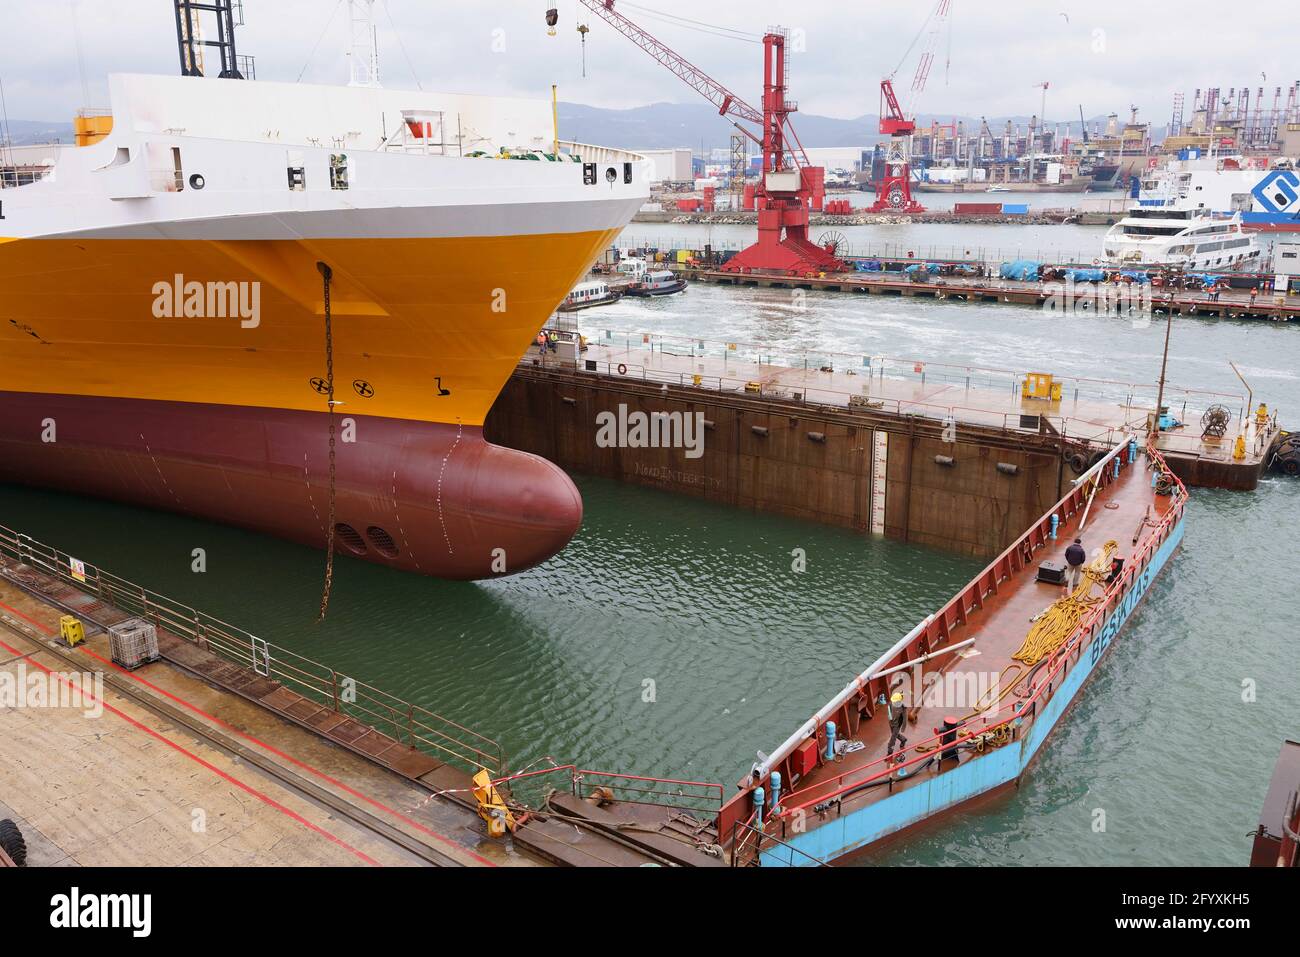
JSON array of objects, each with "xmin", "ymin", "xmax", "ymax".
[{"xmin": 0, "ymin": 392, "xmax": 582, "ymax": 580}]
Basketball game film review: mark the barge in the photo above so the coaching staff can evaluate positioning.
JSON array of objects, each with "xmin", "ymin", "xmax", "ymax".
[{"xmin": 717, "ymin": 437, "xmax": 1188, "ymax": 865}]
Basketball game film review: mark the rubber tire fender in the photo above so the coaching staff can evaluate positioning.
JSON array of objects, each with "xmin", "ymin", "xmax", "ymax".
[{"xmin": 0, "ymin": 819, "xmax": 27, "ymax": 867}]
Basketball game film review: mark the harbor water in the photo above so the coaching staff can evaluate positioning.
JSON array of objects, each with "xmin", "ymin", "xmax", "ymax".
[{"xmin": 3, "ymin": 221, "xmax": 1296, "ymax": 865}]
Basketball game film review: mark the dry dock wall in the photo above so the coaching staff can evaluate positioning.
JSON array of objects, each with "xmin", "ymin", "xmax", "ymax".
[{"xmin": 486, "ymin": 368, "xmax": 1068, "ymax": 560}]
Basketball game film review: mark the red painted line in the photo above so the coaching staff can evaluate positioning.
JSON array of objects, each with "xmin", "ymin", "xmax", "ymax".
[
  {"xmin": 79, "ymin": 646, "xmax": 495, "ymax": 867},
  {"xmin": 0, "ymin": 628, "xmax": 380, "ymax": 866},
  {"xmin": 0, "ymin": 597, "xmax": 493, "ymax": 866},
  {"xmin": 0, "ymin": 598, "xmax": 57, "ymax": 634}
]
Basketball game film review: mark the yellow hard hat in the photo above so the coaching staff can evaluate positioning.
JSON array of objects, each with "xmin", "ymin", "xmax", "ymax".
[{"xmin": 891, "ymin": 693, "xmax": 904, "ymax": 704}]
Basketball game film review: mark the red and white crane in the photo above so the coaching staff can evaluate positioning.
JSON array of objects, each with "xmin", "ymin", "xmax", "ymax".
[
  {"xmin": 566, "ymin": 1, "xmax": 843, "ymax": 275},
  {"xmin": 870, "ymin": 0, "xmax": 953, "ymax": 213}
]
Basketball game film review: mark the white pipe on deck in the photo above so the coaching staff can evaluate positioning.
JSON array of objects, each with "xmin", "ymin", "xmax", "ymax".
[{"xmin": 755, "ymin": 615, "xmax": 934, "ymax": 779}]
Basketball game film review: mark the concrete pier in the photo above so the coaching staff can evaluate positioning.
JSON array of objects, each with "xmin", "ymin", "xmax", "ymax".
[{"xmin": 685, "ymin": 267, "xmax": 1300, "ymax": 322}]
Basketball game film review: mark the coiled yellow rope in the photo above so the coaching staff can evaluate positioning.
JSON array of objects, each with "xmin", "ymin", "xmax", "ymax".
[{"xmin": 1013, "ymin": 540, "xmax": 1118, "ymax": 665}]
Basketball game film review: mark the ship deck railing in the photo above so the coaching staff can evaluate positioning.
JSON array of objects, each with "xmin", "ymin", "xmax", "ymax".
[
  {"xmin": 0, "ymin": 524, "xmax": 505, "ymax": 777},
  {"xmin": 559, "ymin": 141, "xmax": 646, "ymax": 167},
  {"xmin": 539, "ymin": 329, "xmax": 1243, "ymax": 443},
  {"xmin": 721, "ymin": 438, "xmax": 1188, "ymax": 861},
  {"xmin": 728, "ymin": 811, "xmax": 828, "ymax": 867}
]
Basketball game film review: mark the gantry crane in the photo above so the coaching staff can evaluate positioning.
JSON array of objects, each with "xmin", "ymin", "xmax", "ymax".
[
  {"xmin": 870, "ymin": 0, "xmax": 956, "ymax": 213},
  {"xmin": 565, "ymin": 1, "xmax": 843, "ymax": 275}
]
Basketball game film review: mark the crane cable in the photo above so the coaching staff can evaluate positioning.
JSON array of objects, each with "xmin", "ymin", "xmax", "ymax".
[
  {"xmin": 616, "ymin": 2, "xmax": 763, "ymax": 42},
  {"xmin": 1012, "ymin": 540, "xmax": 1119, "ymax": 665},
  {"xmin": 316, "ymin": 262, "xmax": 338, "ymax": 623}
]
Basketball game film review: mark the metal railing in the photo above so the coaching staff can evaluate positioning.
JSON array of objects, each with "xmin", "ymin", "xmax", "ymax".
[
  {"xmin": 619, "ymin": 235, "xmax": 1116, "ymax": 269},
  {"xmin": 0, "ymin": 524, "xmax": 504, "ymax": 776},
  {"xmin": 728, "ymin": 812, "xmax": 828, "ymax": 867},
  {"xmin": 489, "ymin": 763, "xmax": 724, "ymax": 816},
  {"xmin": 539, "ymin": 328, "xmax": 1244, "ymax": 431}
]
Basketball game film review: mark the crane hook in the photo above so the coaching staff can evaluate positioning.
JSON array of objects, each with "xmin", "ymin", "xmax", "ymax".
[{"xmin": 546, "ymin": 7, "xmax": 559, "ymax": 37}]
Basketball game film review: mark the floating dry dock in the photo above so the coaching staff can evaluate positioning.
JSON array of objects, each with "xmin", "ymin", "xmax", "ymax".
[
  {"xmin": 719, "ymin": 439, "xmax": 1187, "ymax": 865},
  {"xmin": 489, "ymin": 335, "xmax": 1272, "ymax": 564}
]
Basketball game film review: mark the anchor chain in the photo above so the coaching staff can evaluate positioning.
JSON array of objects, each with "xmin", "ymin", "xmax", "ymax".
[{"xmin": 317, "ymin": 261, "xmax": 337, "ymax": 623}]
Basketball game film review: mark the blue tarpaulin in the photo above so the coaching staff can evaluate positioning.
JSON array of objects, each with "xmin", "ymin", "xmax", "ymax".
[
  {"xmin": 1064, "ymin": 268, "xmax": 1105, "ymax": 282},
  {"xmin": 905, "ymin": 262, "xmax": 941, "ymax": 275},
  {"xmin": 1187, "ymin": 273, "xmax": 1221, "ymax": 286},
  {"xmin": 1119, "ymin": 270, "xmax": 1152, "ymax": 283},
  {"xmin": 854, "ymin": 259, "xmax": 883, "ymax": 272},
  {"xmin": 999, "ymin": 260, "xmax": 1042, "ymax": 281}
]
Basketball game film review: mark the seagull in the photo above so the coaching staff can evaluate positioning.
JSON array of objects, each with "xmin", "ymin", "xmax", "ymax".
[{"xmin": 1060, "ymin": 12, "xmax": 1070, "ymax": 22}]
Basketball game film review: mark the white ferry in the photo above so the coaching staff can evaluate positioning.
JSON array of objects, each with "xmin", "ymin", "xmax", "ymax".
[{"xmin": 1102, "ymin": 208, "xmax": 1263, "ymax": 269}]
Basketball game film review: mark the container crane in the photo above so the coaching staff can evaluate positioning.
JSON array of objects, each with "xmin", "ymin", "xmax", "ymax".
[
  {"xmin": 564, "ymin": 1, "xmax": 843, "ymax": 275},
  {"xmin": 870, "ymin": 0, "xmax": 952, "ymax": 213}
]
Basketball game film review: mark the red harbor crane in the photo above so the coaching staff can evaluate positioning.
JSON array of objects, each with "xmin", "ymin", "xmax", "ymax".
[
  {"xmin": 871, "ymin": 78, "xmax": 924, "ymax": 212},
  {"xmin": 567, "ymin": 1, "xmax": 843, "ymax": 275},
  {"xmin": 870, "ymin": 0, "xmax": 953, "ymax": 213}
]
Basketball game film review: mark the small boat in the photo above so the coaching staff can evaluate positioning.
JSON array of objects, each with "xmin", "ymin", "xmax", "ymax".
[
  {"xmin": 558, "ymin": 280, "xmax": 622, "ymax": 311},
  {"xmin": 986, "ymin": 185, "xmax": 1011, "ymax": 193},
  {"xmin": 622, "ymin": 269, "xmax": 688, "ymax": 297}
]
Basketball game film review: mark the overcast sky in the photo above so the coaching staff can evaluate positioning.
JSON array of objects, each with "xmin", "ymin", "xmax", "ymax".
[{"xmin": 0, "ymin": 0, "xmax": 1291, "ymax": 124}]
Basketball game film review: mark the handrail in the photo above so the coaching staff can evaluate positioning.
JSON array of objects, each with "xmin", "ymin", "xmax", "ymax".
[
  {"xmin": 526, "ymin": 354, "xmax": 1144, "ymax": 446},
  {"xmin": 487, "ymin": 764, "xmax": 724, "ymax": 815},
  {"xmin": 579, "ymin": 327, "xmax": 1242, "ymax": 411},
  {"xmin": 0, "ymin": 524, "xmax": 506, "ymax": 776},
  {"xmin": 729, "ymin": 816, "xmax": 828, "ymax": 867}
]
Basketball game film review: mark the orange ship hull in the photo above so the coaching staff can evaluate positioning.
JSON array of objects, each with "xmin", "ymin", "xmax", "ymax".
[{"xmin": 0, "ymin": 229, "xmax": 622, "ymax": 577}]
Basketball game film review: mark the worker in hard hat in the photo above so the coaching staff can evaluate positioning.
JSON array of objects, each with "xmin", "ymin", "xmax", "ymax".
[{"xmin": 879, "ymin": 691, "xmax": 909, "ymax": 760}]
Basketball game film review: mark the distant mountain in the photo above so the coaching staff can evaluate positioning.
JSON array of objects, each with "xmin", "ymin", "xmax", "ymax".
[
  {"xmin": 559, "ymin": 101, "xmax": 1131, "ymax": 152},
  {"xmin": 2, "ymin": 119, "xmax": 75, "ymax": 146}
]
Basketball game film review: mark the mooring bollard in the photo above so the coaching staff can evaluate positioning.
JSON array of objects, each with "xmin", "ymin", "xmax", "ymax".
[
  {"xmin": 752, "ymin": 786, "xmax": 765, "ymax": 827},
  {"xmin": 770, "ymin": 771, "xmax": 782, "ymax": 815},
  {"xmin": 1050, "ymin": 514, "xmax": 1059, "ymax": 540},
  {"xmin": 824, "ymin": 720, "xmax": 837, "ymax": 760}
]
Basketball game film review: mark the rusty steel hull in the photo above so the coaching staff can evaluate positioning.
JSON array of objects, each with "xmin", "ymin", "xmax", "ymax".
[{"xmin": 0, "ymin": 391, "xmax": 582, "ymax": 579}]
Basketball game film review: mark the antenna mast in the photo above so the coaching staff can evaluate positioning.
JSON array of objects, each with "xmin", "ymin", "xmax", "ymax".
[{"xmin": 348, "ymin": 0, "xmax": 381, "ymax": 88}]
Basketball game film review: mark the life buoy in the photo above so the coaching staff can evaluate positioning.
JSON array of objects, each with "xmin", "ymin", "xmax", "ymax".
[{"xmin": 617, "ymin": 363, "xmax": 627, "ymax": 375}]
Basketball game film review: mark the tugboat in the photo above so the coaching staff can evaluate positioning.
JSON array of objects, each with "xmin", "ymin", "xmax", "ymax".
[{"xmin": 623, "ymin": 268, "xmax": 688, "ymax": 297}]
